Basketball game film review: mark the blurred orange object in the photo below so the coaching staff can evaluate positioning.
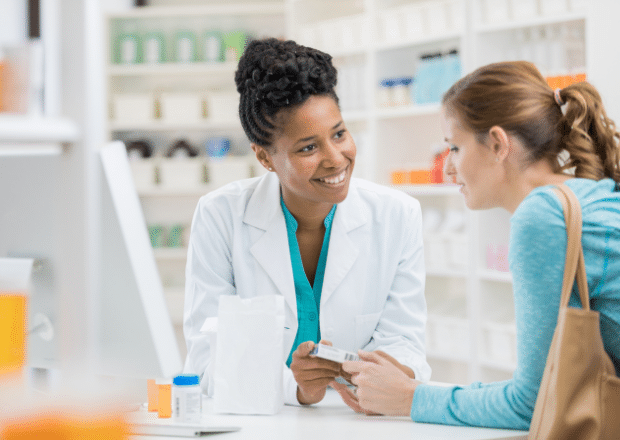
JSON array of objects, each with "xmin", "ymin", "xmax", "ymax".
[
  {"xmin": 147, "ymin": 379, "xmax": 158, "ymax": 412},
  {"xmin": 390, "ymin": 170, "xmax": 408, "ymax": 185},
  {"xmin": 157, "ymin": 381, "xmax": 172, "ymax": 418},
  {"xmin": 431, "ymin": 148, "xmax": 449, "ymax": 184},
  {"xmin": 0, "ymin": 411, "xmax": 130, "ymax": 440},
  {"xmin": 0, "ymin": 293, "xmax": 27, "ymax": 382},
  {"xmin": 409, "ymin": 169, "xmax": 431, "ymax": 184}
]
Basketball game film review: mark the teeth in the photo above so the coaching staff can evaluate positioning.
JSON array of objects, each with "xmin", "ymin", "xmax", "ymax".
[{"xmin": 319, "ymin": 170, "xmax": 346, "ymax": 184}]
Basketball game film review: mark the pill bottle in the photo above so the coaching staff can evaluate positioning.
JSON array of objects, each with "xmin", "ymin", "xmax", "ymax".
[
  {"xmin": 157, "ymin": 378, "xmax": 172, "ymax": 418},
  {"xmin": 172, "ymin": 374, "xmax": 202, "ymax": 424}
]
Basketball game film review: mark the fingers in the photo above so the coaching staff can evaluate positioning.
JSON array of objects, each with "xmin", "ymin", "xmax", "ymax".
[
  {"xmin": 294, "ymin": 340, "xmax": 316, "ymax": 357},
  {"xmin": 319, "ymin": 340, "xmax": 333, "ymax": 347},
  {"xmin": 358, "ymin": 350, "xmax": 383, "ymax": 364},
  {"xmin": 330, "ymin": 381, "xmax": 364, "ymax": 414}
]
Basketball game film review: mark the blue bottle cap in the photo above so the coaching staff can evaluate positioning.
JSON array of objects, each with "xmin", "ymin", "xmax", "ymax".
[{"xmin": 173, "ymin": 374, "xmax": 200, "ymax": 386}]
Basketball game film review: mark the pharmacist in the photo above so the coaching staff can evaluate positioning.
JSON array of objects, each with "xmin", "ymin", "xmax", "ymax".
[{"xmin": 183, "ymin": 37, "xmax": 430, "ymax": 405}]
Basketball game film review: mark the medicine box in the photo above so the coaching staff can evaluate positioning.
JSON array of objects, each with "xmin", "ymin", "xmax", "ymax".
[
  {"xmin": 158, "ymin": 157, "xmax": 206, "ymax": 191},
  {"xmin": 112, "ymin": 93, "xmax": 155, "ymax": 125},
  {"xmin": 207, "ymin": 157, "xmax": 252, "ymax": 188},
  {"xmin": 129, "ymin": 158, "xmax": 157, "ymax": 192},
  {"xmin": 204, "ymin": 91, "xmax": 239, "ymax": 124},
  {"xmin": 159, "ymin": 92, "xmax": 203, "ymax": 124}
]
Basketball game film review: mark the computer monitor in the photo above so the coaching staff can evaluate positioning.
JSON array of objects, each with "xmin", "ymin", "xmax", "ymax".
[
  {"xmin": 98, "ymin": 141, "xmax": 182, "ymax": 379},
  {"xmin": 0, "ymin": 142, "xmax": 182, "ymax": 382}
]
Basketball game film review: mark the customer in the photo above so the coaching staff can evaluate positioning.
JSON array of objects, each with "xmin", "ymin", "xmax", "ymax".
[
  {"xmin": 183, "ymin": 37, "xmax": 431, "ymax": 406},
  {"xmin": 339, "ymin": 61, "xmax": 620, "ymax": 429}
]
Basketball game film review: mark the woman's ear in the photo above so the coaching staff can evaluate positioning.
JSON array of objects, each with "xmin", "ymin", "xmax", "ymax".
[
  {"xmin": 251, "ymin": 143, "xmax": 274, "ymax": 171},
  {"xmin": 488, "ymin": 126, "xmax": 510, "ymax": 162}
]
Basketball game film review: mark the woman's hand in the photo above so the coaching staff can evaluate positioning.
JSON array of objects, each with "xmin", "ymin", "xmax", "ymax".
[
  {"xmin": 341, "ymin": 351, "xmax": 419, "ymax": 416},
  {"xmin": 290, "ymin": 340, "xmax": 341, "ymax": 405}
]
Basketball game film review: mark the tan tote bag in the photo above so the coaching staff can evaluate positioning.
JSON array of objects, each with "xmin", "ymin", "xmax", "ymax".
[{"xmin": 528, "ymin": 184, "xmax": 620, "ymax": 440}]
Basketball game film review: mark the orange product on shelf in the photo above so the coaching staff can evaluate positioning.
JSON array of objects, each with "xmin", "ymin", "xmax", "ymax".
[
  {"xmin": 0, "ymin": 293, "xmax": 27, "ymax": 382},
  {"xmin": 409, "ymin": 169, "xmax": 431, "ymax": 184},
  {"xmin": 431, "ymin": 148, "xmax": 449, "ymax": 184},
  {"xmin": 390, "ymin": 170, "xmax": 409, "ymax": 185}
]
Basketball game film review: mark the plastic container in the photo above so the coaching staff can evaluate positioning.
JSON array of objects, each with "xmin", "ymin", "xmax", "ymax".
[
  {"xmin": 202, "ymin": 31, "xmax": 224, "ymax": 63},
  {"xmin": 174, "ymin": 31, "xmax": 197, "ymax": 63},
  {"xmin": 172, "ymin": 374, "xmax": 202, "ymax": 424},
  {"xmin": 143, "ymin": 31, "xmax": 166, "ymax": 64},
  {"xmin": 157, "ymin": 378, "xmax": 172, "ymax": 418}
]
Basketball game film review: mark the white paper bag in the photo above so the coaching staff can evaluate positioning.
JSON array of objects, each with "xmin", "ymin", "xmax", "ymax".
[{"xmin": 213, "ymin": 295, "xmax": 285, "ymax": 414}]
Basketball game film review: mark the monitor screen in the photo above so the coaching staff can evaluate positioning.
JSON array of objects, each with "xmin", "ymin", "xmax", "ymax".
[{"xmin": 0, "ymin": 142, "xmax": 182, "ymax": 382}]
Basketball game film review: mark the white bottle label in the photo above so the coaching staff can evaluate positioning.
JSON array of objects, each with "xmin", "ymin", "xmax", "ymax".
[
  {"xmin": 172, "ymin": 386, "xmax": 202, "ymax": 423},
  {"xmin": 178, "ymin": 38, "xmax": 193, "ymax": 63},
  {"xmin": 205, "ymin": 37, "xmax": 220, "ymax": 62},
  {"xmin": 145, "ymin": 39, "xmax": 159, "ymax": 63},
  {"xmin": 121, "ymin": 39, "xmax": 136, "ymax": 64}
]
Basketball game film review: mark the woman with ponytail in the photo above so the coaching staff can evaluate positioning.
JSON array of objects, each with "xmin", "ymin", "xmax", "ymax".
[
  {"xmin": 342, "ymin": 61, "xmax": 620, "ymax": 430},
  {"xmin": 183, "ymin": 38, "xmax": 430, "ymax": 407}
]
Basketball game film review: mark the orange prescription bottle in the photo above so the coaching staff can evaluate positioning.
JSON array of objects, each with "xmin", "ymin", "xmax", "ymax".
[
  {"xmin": 157, "ymin": 378, "xmax": 172, "ymax": 418},
  {"xmin": 0, "ymin": 293, "xmax": 27, "ymax": 382},
  {"xmin": 147, "ymin": 379, "xmax": 158, "ymax": 412}
]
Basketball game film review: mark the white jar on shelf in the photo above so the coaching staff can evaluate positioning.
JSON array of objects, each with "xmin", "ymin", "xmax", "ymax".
[
  {"xmin": 402, "ymin": 4, "xmax": 426, "ymax": 41},
  {"xmin": 540, "ymin": 0, "xmax": 569, "ymax": 16},
  {"xmin": 158, "ymin": 157, "xmax": 206, "ymax": 191},
  {"xmin": 481, "ymin": 0, "xmax": 511, "ymax": 24},
  {"xmin": 112, "ymin": 93, "xmax": 155, "ymax": 125},
  {"xmin": 511, "ymin": 0, "xmax": 539, "ymax": 20},
  {"xmin": 426, "ymin": 0, "xmax": 450, "ymax": 36},
  {"xmin": 159, "ymin": 92, "xmax": 203, "ymax": 124}
]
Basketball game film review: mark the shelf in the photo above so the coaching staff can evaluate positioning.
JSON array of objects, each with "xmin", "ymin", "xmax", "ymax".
[
  {"xmin": 426, "ymin": 268, "xmax": 468, "ymax": 279},
  {"xmin": 376, "ymin": 103, "xmax": 442, "ymax": 120},
  {"xmin": 0, "ymin": 115, "xmax": 79, "ymax": 145},
  {"xmin": 107, "ymin": 2, "xmax": 286, "ymax": 19},
  {"xmin": 110, "ymin": 119, "xmax": 242, "ymax": 132},
  {"xmin": 154, "ymin": 247, "xmax": 188, "ymax": 260},
  {"xmin": 394, "ymin": 184, "xmax": 460, "ymax": 197},
  {"xmin": 108, "ymin": 61, "xmax": 238, "ymax": 77},
  {"xmin": 478, "ymin": 270, "xmax": 513, "ymax": 284},
  {"xmin": 138, "ymin": 186, "xmax": 211, "ymax": 198},
  {"xmin": 342, "ymin": 110, "xmax": 368, "ymax": 124},
  {"xmin": 376, "ymin": 31, "xmax": 463, "ymax": 51},
  {"xmin": 474, "ymin": 11, "xmax": 586, "ymax": 34},
  {"xmin": 426, "ymin": 350, "xmax": 470, "ymax": 364},
  {"xmin": 479, "ymin": 358, "xmax": 516, "ymax": 373}
]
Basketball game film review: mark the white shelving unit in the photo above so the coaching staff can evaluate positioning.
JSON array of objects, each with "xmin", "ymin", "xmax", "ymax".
[
  {"xmin": 104, "ymin": 0, "xmax": 286, "ymax": 359},
  {"xmin": 104, "ymin": 0, "xmax": 614, "ymax": 384},
  {"xmin": 288, "ymin": 0, "xmax": 592, "ymax": 384}
]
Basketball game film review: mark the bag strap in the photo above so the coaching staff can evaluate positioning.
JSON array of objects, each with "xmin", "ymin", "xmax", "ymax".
[{"xmin": 553, "ymin": 183, "xmax": 590, "ymax": 310}]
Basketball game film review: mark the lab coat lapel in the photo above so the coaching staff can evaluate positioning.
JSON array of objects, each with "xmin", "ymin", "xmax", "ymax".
[
  {"xmin": 245, "ymin": 174, "xmax": 297, "ymax": 319},
  {"xmin": 321, "ymin": 181, "xmax": 366, "ymax": 305}
]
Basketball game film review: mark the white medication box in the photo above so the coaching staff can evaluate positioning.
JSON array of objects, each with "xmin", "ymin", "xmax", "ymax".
[
  {"xmin": 112, "ymin": 93, "xmax": 155, "ymax": 125},
  {"xmin": 159, "ymin": 92, "xmax": 203, "ymax": 124},
  {"xmin": 310, "ymin": 344, "xmax": 360, "ymax": 363}
]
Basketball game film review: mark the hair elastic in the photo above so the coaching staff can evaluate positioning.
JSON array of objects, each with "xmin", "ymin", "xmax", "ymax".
[{"xmin": 554, "ymin": 88, "xmax": 564, "ymax": 106}]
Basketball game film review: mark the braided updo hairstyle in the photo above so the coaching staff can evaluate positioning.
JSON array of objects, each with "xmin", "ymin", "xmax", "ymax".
[{"xmin": 235, "ymin": 38, "xmax": 339, "ymax": 148}]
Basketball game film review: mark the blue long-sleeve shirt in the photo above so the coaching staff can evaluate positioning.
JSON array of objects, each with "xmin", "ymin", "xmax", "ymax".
[{"xmin": 410, "ymin": 178, "xmax": 620, "ymax": 430}]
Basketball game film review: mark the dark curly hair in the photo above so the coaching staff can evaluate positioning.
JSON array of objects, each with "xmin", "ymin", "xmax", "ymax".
[{"xmin": 234, "ymin": 38, "xmax": 339, "ymax": 148}]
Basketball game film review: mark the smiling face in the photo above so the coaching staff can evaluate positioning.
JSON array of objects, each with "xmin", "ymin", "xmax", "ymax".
[
  {"xmin": 441, "ymin": 108, "xmax": 502, "ymax": 210},
  {"xmin": 254, "ymin": 94, "xmax": 356, "ymax": 217}
]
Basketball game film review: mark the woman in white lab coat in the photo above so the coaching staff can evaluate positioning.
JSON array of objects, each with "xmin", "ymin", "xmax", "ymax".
[{"xmin": 183, "ymin": 38, "xmax": 430, "ymax": 406}]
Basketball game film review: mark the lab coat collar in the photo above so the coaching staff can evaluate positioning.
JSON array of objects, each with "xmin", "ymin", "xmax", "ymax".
[{"xmin": 245, "ymin": 173, "xmax": 368, "ymax": 316}]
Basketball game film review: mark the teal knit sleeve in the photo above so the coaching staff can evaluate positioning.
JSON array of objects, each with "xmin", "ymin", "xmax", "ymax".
[{"xmin": 410, "ymin": 187, "xmax": 568, "ymax": 430}]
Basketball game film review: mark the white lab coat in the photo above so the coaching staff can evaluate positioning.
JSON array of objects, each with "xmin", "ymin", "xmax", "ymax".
[{"xmin": 183, "ymin": 172, "xmax": 430, "ymax": 405}]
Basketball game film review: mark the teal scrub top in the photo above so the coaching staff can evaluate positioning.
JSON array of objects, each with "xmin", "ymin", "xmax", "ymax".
[{"xmin": 280, "ymin": 196, "xmax": 337, "ymax": 367}]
